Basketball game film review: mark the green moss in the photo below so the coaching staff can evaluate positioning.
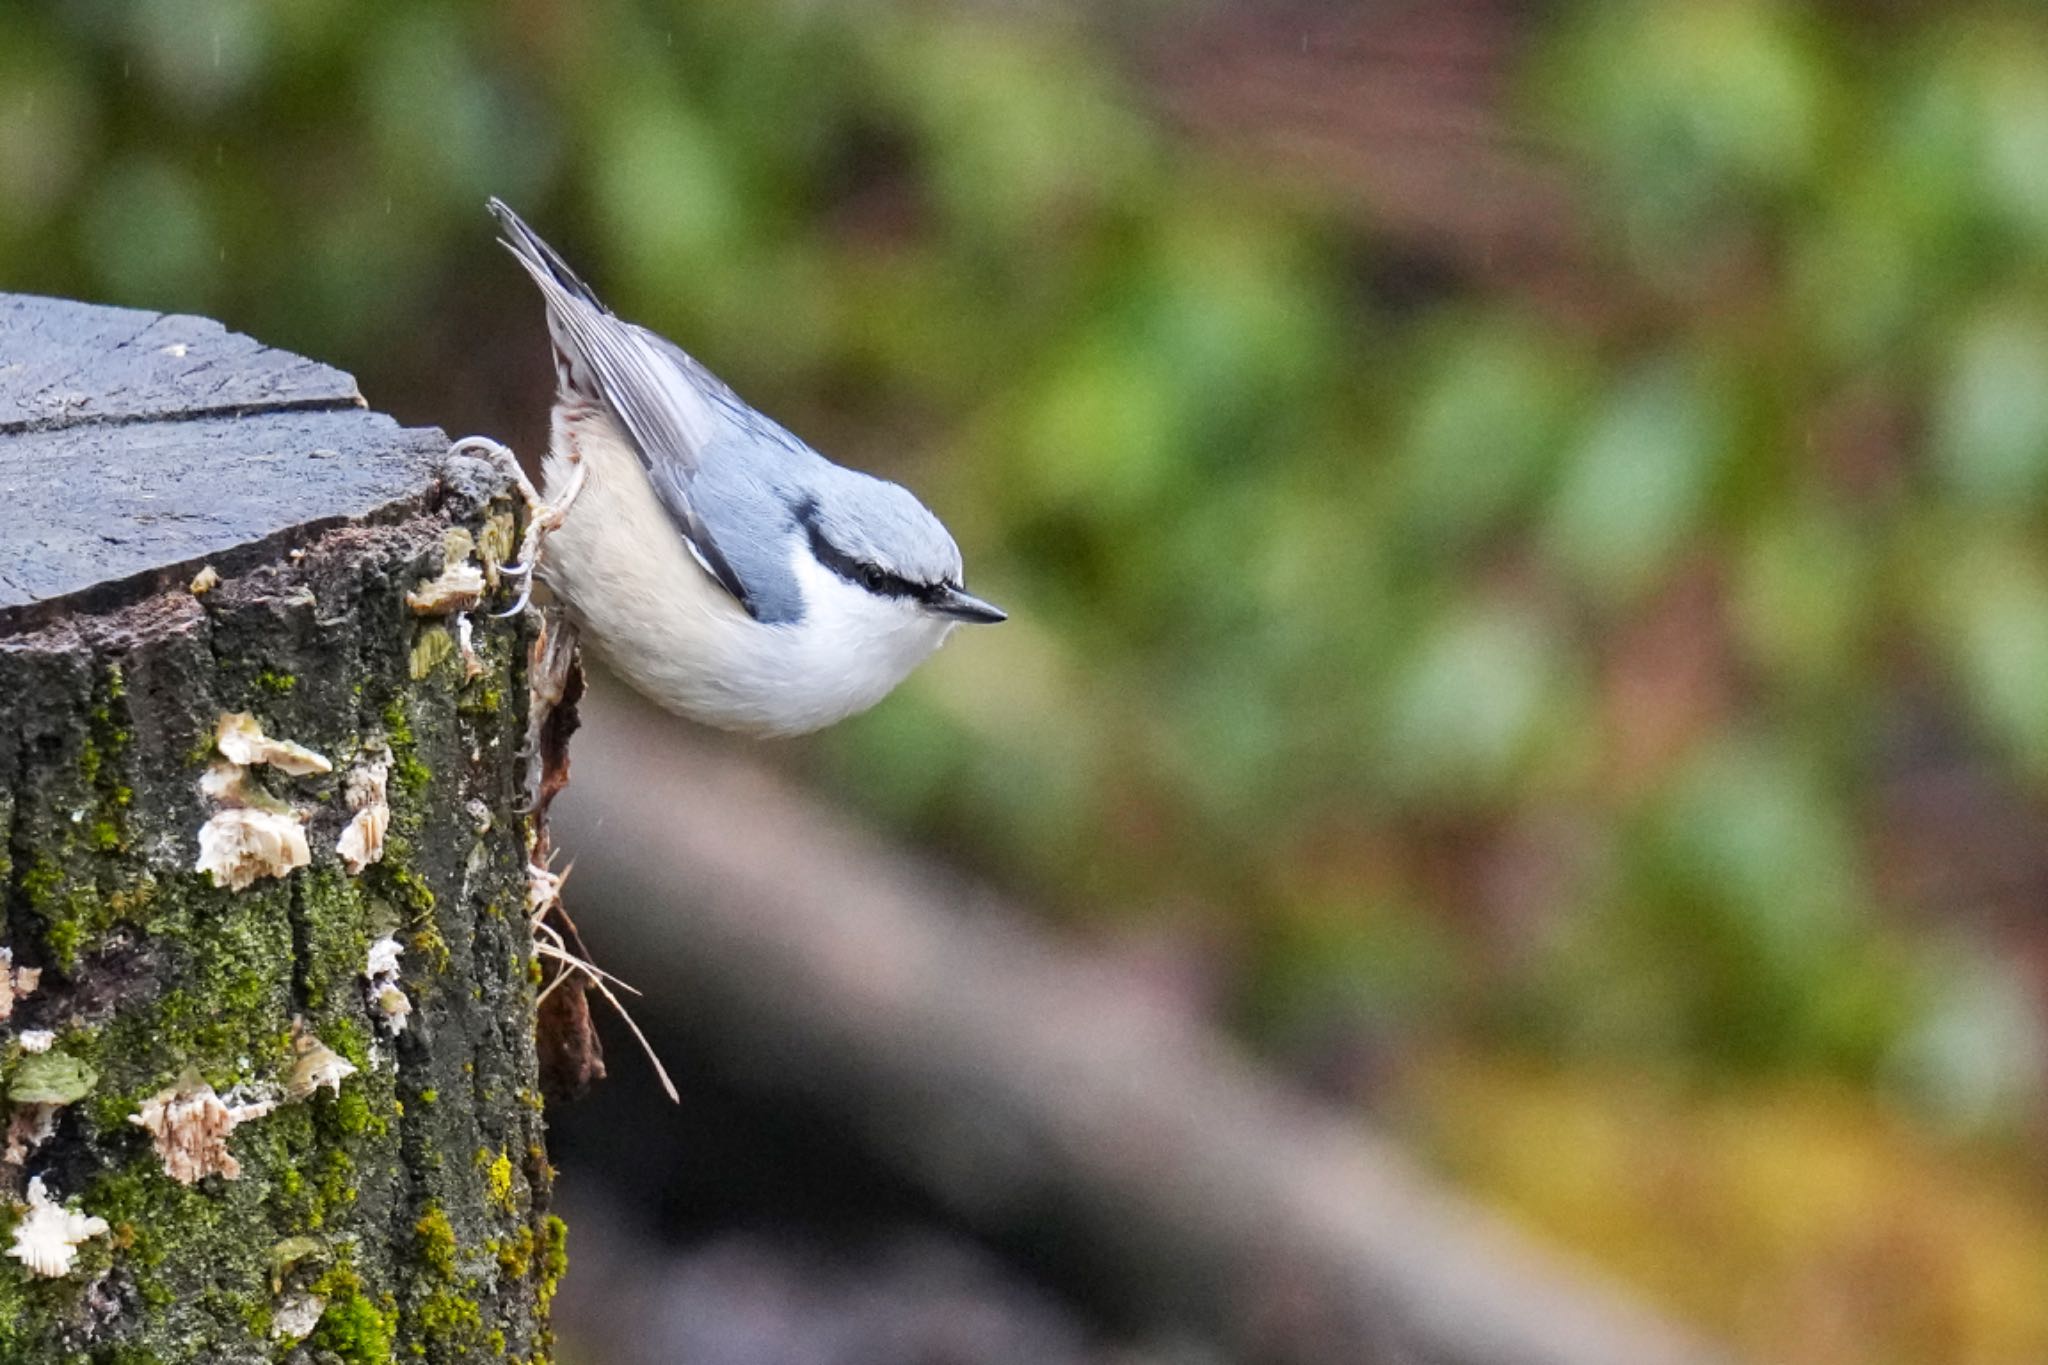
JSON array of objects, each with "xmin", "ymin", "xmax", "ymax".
[
  {"xmin": 309, "ymin": 1264, "xmax": 398, "ymax": 1364},
  {"xmin": 83, "ymin": 1157, "xmax": 164, "ymax": 1235},
  {"xmin": 43, "ymin": 915, "xmax": 84, "ymax": 972},
  {"xmin": 408, "ymin": 919, "xmax": 451, "ymax": 974},
  {"xmin": 106, "ymin": 879, "xmax": 154, "ymax": 919},
  {"xmin": 413, "ymin": 1286, "xmax": 487, "ymax": 1351},
  {"xmin": 458, "ymin": 679, "xmax": 504, "ymax": 716},
  {"xmin": 89, "ymin": 1090, "xmax": 133, "ymax": 1134},
  {"xmin": 331, "ymin": 1086, "xmax": 389, "ymax": 1139},
  {"xmin": 404, "ymin": 1201, "xmax": 507, "ymax": 1356},
  {"xmin": 417, "ymin": 1088, "xmax": 438, "ymax": 1105},
  {"xmin": 536, "ymin": 1214, "xmax": 568, "ymax": 1308},
  {"xmin": 480, "ymin": 1150, "xmax": 517, "ymax": 1214},
  {"xmin": 75, "ymin": 679, "xmax": 137, "ymax": 859},
  {"xmin": 296, "ymin": 866, "xmax": 373, "ymax": 1013},
  {"xmin": 320, "ymin": 1015, "xmax": 373, "ymax": 1073},
  {"xmin": 20, "ymin": 854, "xmax": 62, "ymax": 907},
  {"xmin": 97, "ymin": 1349, "xmax": 165, "ymax": 1365},
  {"xmin": 255, "ymin": 669, "xmax": 298, "ymax": 695},
  {"xmin": 393, "ymin": 749, "xmax": 433, "ymax": 800},
  {"xmin": 86, "ymin": 1163, "xmax": 221, "ymax": 1295},
  {"xmin": 25, "ymin": 845, "xmax": 166, "ymax": 972},
  {"xmin": 380, "ymin": 698, "xmax": 433, "ymax": 802},
  {"xmin": 387, "ymin": 866, "xmax": 437, "ymax": 915},
  {"xmin": 184, "ymin": 728, "xmax": 220, "ymax": 767},
  {"xmin": 311, "ymin": 1147, "xmax": 360, "ymax": 1226},
  {"xmin": 413, "ymin": 1206, "xmax": 458, "ymax": 1280},
  {"xmin": 240, "ymin": 1300, "xmax": 275, "ymax": 1338},
  {"xmin": 95, "ymin": 892, "xmax": 295, "ymax": 1076},
  {"xmin": 491, "ymin": 1229, "xmax": 529, "ymax": 1280},
  {"xmin": 27, "ymin": 860, "xmax": 163, "ymax": 973}
]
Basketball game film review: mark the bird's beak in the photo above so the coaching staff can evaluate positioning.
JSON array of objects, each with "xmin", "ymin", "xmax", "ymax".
[{"xmin": 928, "ymin": 585, "xmax": 1007, "ymax": 624}]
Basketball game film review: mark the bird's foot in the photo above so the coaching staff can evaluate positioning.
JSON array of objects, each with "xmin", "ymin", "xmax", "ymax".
[
  {"xmin": 445, "ymin": 436, "xmax": 586, "ymax": 617},
  {"xmin": 449, "ymin": 435, "xmax": 541, "ymax": 506},
  {"xmin": 498, "ymin": 456, "xmax": 589, "ymax": 618},
  {"xmin": 447, "ymin": 436, "xmax": 545, "ymax": 614}
]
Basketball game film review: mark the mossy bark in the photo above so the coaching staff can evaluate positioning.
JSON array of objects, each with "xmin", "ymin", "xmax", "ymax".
[{"xmin": 0, "ymin": 297, "xmax": 558, "ymax": 1364}]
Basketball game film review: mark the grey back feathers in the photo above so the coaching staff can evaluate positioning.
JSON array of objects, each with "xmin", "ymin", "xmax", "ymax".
[{"xmin": 490, "ymin": 198, "xmax": 968, "ymax": 628}]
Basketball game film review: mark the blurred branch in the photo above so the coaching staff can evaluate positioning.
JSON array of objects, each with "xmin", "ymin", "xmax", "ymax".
[{"xmin": 553, "ymin": 672, "xmax": 1737, "ymax": 1365}]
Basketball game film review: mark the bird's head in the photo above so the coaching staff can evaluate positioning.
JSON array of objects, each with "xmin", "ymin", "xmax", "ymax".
[{"xmin": 792, "ymin": 475, "xmax": 1006, "ymax": 630}]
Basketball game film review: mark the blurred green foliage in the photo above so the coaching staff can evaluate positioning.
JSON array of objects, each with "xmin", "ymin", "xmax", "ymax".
[{"xmin": 9, "ymin": 1, "xmax": 2048, "ymax": 1357}]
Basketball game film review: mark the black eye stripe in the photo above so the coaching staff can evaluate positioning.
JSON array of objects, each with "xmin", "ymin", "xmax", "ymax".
[{"xmin": 795, "ymin": 498, "xmax": 940, "ymax": 602}]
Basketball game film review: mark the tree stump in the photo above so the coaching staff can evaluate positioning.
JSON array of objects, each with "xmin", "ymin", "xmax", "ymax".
[{"xmin": 0, "ymin": 294, "xmax": 558, "ymax": 1362}]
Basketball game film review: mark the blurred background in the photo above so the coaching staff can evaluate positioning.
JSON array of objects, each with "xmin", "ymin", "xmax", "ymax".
[{"xmin": 8, "ymin": 1, "xmax": 2048, "ymax": 1361}]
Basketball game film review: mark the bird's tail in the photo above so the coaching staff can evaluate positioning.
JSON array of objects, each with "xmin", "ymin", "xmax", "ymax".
[
  {"xmin": 487, "ymin": 197, "xmax": 605, "ymax": 312},
  {"xmin": 487, "ymin": 198, "xmax": 611, "ymax": 402}
]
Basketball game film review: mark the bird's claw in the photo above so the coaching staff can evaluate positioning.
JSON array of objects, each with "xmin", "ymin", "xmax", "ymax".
[
  {"xmin": 447, "ymin": 436, "xmax": 583, "ymax": 618},
  {"xmin": 493, "ymin": 575, "xmax": 538, "ymax": 619},
  {"xmin": 450, "ymin": 435, "xmax": 542, "ymax": 506},
  {"xmin": 494, "ymin": 507, "xmax": 560, "ymax": 617}
]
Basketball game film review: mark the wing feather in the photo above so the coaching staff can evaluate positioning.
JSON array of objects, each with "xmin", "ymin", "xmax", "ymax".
[{"xmin": 487, "ymin": 199, "xmax": 759, "ymax": 617}]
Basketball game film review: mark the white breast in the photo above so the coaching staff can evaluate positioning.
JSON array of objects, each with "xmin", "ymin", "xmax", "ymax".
[{"xmin": 537, "ymin": 409, "xmax": 955, "ymax": 736}]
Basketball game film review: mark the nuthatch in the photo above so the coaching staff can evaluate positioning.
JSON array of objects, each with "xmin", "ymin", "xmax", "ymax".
[{"xmin": 474, "ymin": 199, "xmax": 1004, "ymax": 737}]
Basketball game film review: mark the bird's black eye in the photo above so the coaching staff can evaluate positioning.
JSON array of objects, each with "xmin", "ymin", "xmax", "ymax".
[{"xmin": 795, "ymin": 500, "xmax": 923, "ymax": 600}]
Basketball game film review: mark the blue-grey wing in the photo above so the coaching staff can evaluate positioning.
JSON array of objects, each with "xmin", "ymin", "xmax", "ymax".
[{"xmin": 490, "ymin": 199, "xmax": 762, "ymax": 616}]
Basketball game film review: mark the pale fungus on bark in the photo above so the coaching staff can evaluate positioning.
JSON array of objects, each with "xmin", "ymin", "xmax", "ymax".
[
  {"xmin": 1, "ymin": 1047, "xmax": 91, "ymax": 1168},
  {"xmin": 336, "ymin": 747, "xmax": 392, "ymax": 876},
  {"xmin": 0, "ymin": 946, "xmax": 40, "ymax": 1024},
  {"xmin": 194, "ymin": 714, "xmax": 332, "ymax": 889},
  {"xmin": 128, "ymin": 1075, "xmax": 279, "ymax": 1185},
  {"xmin": 212, "ymin": 712, "xmax": 333, "ymax": 776},
  {"xmin": 286, "ymin": 1021, "xmax": 359, "ymax": 1100},
  {"xmin": 271, "ymin": 1292, "xmax": 327, "ymax": 1343},
  {"xmin": 6, "ymin": 1177, "xmax": 109, "ymax": 1279},
  {"xmin": 3, "ymin": 1104, "xmax": 59, "ymax": 1166},
  {"xmin": 405, "ymin": 561, "xmax": 487, "ymax": 616},
  {"xmin": 456, "ymin": 610, "xmax": 485, "ymax": 678},
  {"xmin": 363, "ymin": 936, "xmax": 412, "ymax": 1036},
  {"xmin": 195, "ymin": 808, "xmax": 311, "ymax": 890}
]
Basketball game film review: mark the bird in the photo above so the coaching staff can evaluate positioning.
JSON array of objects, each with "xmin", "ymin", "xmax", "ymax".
[{"xmin": 477, "ymin": 198, "xmax": 1005, "ymax": 737}]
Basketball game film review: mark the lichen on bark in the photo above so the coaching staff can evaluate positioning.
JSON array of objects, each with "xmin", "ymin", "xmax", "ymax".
[{"xmin": 0, "ymin": 460, "xmax": 557, "ymax": 1363}]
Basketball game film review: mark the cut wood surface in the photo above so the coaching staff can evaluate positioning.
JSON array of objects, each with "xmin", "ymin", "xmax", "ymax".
[
  {"xmin": 0, "ymin": 293, "xmax": 558, "ymax": 1363},
  {"xmin": 0, "ymin": 294, "xmax": 447, "ymax": 631},
  {"xmin": 557, "ymin": 672, "xmax": 1739, "ymax": 1365}
]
